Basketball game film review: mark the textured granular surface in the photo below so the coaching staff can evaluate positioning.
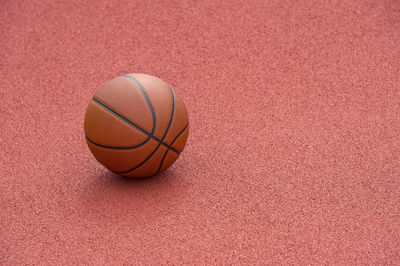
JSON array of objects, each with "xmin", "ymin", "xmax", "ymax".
[{"xmin": 1, "ymin": 0, "xmax": 399, "ymax": 264}]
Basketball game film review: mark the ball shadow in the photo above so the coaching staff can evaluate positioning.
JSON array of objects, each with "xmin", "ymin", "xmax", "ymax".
[{"xmin": 97, "ymin": 168, "xmax": 176, "ymax": 187}]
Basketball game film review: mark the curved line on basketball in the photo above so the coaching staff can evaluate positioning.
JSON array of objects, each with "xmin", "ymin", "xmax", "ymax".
[
  {"xmin": 116, "ymin": 85, "xmax": 176, "ymax": 175},
  {"xmin": 85, "ymin": 136, "xmax": 148, "ymax": 149},
  {"xmin": 91, "ymin": 97, "xmax": 153, "ymax": 147},
  {"xmin": 90, "ymin": 98, "xmax": 180, "ymax": 153},
  {"xmin": 86, "ymin": 135, "xmax": 180, "ymax": 154},
  {"xmin": 123, "ymin": 75, "xmax": 156, "ymax": 135},
  {"xmin": 156, "ymin": 122, "xmax": 189, "ymax": 174}
]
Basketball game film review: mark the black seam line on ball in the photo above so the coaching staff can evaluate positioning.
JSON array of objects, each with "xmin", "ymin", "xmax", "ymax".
[
  {"xmin": 85, "ymin": 136, "xmax": 147, "ymax": 149},
  {"xmin": 91, "ymin": 98, "xmax": 180, "ymax": 154},
  {"xmin": 92, "ymin": 97, "xmax": 151, "ymax": 137},
  {"xmin": 89, "ymin": 74, "xmax": 156, "ymax": 150},
  {"xmin": 156, "ymin": 122, "xmax": 189, "ymax": 174},
  {"xmin": 123, "ymin": 75, "xmax": 156, "ymax": 135},
  {"xmin": 116, "ymin": 85, "xmax": 176, "ymax": 175}
]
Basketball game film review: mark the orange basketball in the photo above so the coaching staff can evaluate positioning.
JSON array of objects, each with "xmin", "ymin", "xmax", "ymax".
[{"xmin": 84, "ymin": 74, "xmax": 189, "ymax": 178}]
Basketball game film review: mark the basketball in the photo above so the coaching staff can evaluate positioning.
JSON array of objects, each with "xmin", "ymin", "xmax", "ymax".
[{"xmin": 84, "ymin": 74, "xmax": 189, "ymax": 178}]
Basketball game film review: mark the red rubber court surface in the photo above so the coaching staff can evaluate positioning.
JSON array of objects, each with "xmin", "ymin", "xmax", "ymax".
[{"xmin": 1, "ymin": 0, "xmax": 400, "ymax": 264}]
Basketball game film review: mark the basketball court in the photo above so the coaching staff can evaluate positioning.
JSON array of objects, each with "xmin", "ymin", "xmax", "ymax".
[{"xmin": 1, "ymin": 0, "xmax": 399, "ymax": 264}]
